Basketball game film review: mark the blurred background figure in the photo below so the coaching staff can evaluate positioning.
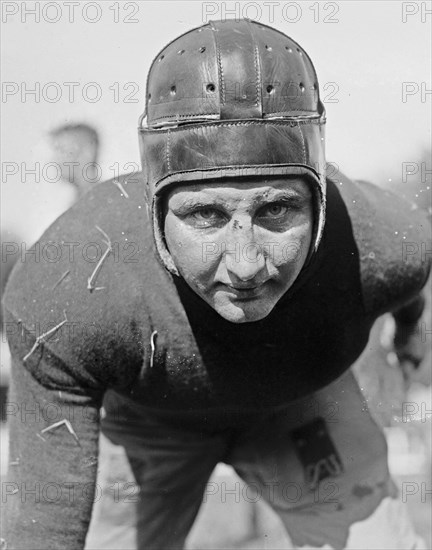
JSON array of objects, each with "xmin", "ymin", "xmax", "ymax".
[
  {"xmin": 16, "ymin": 123, "xmax": 102, "ymax": 243},
  {"xmin": 0, "ymin": 229, "xmax": 23, "ymax": 423},
  {"xmin": 49, "ymin": 123, "xmax": 100, "ymax": 198}
]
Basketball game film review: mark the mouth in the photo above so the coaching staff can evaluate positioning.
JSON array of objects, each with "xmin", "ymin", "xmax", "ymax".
[{"xmin": 221, "ymin": 283, "xmax": 266, "ymax": 300}]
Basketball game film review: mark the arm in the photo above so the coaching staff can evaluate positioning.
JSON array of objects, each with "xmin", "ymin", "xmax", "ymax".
[
  {"xmin": 330, "ymin": 173, "xmax": 431, "ymax": 317},
  {"xmin": 393, "ymin": 291, "xmax": 428, "ymax": 367},
  {"xmin": 2, "ymin": 311, "xmax": 104, "ymax": 550},
  {"xmin": 392, "ymin": 286, "xmax": 431, "ymax": 385}
]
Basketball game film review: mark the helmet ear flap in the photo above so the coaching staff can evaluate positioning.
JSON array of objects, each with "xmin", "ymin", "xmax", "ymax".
[
  {"xmin": 143, "ymin": 176, "xmax": 150, "ymax": 209},
  {"xmin": 144, "ymin": 192, "xmax": 151, "ymax": 222},
  {"xmin": 152, "ymin": 193, "xmax": 180, "ymax": 275},
  {"xmin": 138, "ymin": 112, "xmax": 151, "ymax": 213}
]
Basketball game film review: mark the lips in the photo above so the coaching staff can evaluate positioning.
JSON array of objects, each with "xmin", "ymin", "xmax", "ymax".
[
  {"xmin": 221, "ymin": 283, "xmax": 266, "ymax": 299},
  {"xmin": 230, "ymin": 284, "xmax": 258, "ymax": 291}
]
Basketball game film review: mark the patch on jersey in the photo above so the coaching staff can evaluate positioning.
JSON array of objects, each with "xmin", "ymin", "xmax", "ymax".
[{"xmin": 291, "ymin": 417, "xmax": 344, "ymax": 489}]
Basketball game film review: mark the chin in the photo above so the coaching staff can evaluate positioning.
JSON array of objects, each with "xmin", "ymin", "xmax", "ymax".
[{"xmin": 212, "ymin": 298, "xmax": 275, "ymax": 324}]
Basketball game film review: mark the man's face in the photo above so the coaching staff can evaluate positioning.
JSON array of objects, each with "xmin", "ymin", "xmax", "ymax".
[
  {"xmin": 50, "ymin": 131, "xmax": 98, "ymax": 193},
  {"xmin": 164, "ymin": 177, "xmax": 313, "ymax": 323}
]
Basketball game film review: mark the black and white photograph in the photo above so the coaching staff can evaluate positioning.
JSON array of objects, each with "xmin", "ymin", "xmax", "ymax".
[{"xmin": 1, "ymin": 1, "xmax": 431, "ymax": 548}]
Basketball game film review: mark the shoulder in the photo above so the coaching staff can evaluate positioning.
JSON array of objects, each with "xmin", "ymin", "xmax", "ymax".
[
  {"xmin": 2, "ymin": 173, "xmax": 161, "ymax": 389},
  {"xmin": 326, "ymin": 169, "xmax": 431, "ymax": 315}
]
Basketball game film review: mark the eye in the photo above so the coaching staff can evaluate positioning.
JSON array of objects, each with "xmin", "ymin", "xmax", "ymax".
[
  {"xmin": 259, "ymin": 203, "xmax": 289, "ymax": 217},
  {"xmin": 194, "ymin": 208, "xmax": 218, "ymax": 220},
  {"xmin": 187, "ymin": 207, "xmax": 226, "ymax": 228}
]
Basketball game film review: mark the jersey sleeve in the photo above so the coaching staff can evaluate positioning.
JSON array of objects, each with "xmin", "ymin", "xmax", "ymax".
[
  {"xmin": 330, "ymin": 171, "xmax": 431, "ymax": 317},
  {"xmin": 2, "ymin": 307, "xmax": 104, "ymax": 550}
]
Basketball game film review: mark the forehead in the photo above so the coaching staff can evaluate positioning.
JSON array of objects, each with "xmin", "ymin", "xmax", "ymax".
[{"xmin": 166, "ymin": 177, "xmax": 312, "ymax": 205}]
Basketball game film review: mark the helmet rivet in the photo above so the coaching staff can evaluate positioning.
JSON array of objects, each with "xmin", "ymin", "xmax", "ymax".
[
  {"xmin": 285, "ymin": 46, "xmax": 293, "ymax": 52},
  {"xmin": 199, "ymin": 46, "xmax": 206, "ymax": 53},
  {"xmin": 159, "ymin": 55, "xmax": 165, "ymax": 62},
  {"xmin": 177, "ymin": 49, "xmax": 185, "ymax": 55},
  {"xmin": 265, "ymin": 45, "xmax": 272, "ymax": 51},
  {"xmin": 148, "ymin": 93, "xmax": 152, "ymax": 101},
  {"xmin": 299, "ymin": 83, "xmax": 305, "ymax": 92},
  {"xmin": 206, "ymin": 83, "xmax": 215, "ymax": 93},
  {"xmin": 170, "ymin": 86, "xmax": 176, "ymax": 95},
  {"xmin": 296, "ymin": 48, "xmax": 303, "ymax": 56},
  {"xmin": 266, "ymin": 85, "xmax": 274, "ymax": 94}
]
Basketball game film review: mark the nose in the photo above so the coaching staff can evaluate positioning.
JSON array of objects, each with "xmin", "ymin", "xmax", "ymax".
[{"xmin": 223, "ymin": 226, "xmax": 266, "ymax": 283}]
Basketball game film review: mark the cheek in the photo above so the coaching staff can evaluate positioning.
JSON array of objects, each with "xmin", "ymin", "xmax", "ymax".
[
  {"xmin": 164, "ymin": 214, "xmax": 218, "ymax": 279},
  {"xmin": 269, "ymin": 219, "xmax": 313, "ymax": 270}
]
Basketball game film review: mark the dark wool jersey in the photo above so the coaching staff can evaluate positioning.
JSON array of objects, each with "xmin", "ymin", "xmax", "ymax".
[{"xmin": 2, "ymin": 170, "xmax": 430, "ymax": 549}]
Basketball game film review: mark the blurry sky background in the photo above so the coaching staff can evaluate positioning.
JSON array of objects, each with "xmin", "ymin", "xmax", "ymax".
[{"xmin": 1, "ymin": 0, "xmax": 431, "ymax": 242}]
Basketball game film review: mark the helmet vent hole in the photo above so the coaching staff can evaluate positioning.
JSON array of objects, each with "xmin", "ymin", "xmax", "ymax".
[
  {"xmin": 266, "ymin": 85, "xmax": 274, "ymax": 94},
  {"xmin": 206, "ymin": 83, "xmax": 215, "ymax": 93},
  {"xmin": 177, "ymin": 49, "xmax": 185, "ymax": 55},
  {"xmin": 265, "ymin": 45, "xmax": 272, "ymax": 51},
  {"xmin": 159, "ymin": 55, "xmax": 165, "ymax": 62},
  {"xmin": 285, "ymin": 46, "xmax": 293, "ymax": 52},
  {"xmin": 199, "ymin": 46, "xmax": 206, "ymax": 53},
  {"xmin": 148, "ymin": 93, "xmax": 151, "ymax": 101},
  {"xmin": 170, "ymin": 86, "xmax": 176, "ymax": 95},
  {"xmin": 299, "ymin": 83, "xmax": 305, "ymax": 92},
  {"xmin": 296, "ymin": 48, "xmax": 303, "ymax": 56}
]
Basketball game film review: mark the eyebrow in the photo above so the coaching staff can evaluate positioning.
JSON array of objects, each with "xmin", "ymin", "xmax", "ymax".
[
  {"xmin": 170, "ymin": 188, "xmax": 310, "ymax": 212},
  {"xmin": 171, "ymin": 198, "xmax": 223, "ymax": 210},
  {"xmin": 258, "ymin": 189, "xmax": 308, "ymax": 202}
]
